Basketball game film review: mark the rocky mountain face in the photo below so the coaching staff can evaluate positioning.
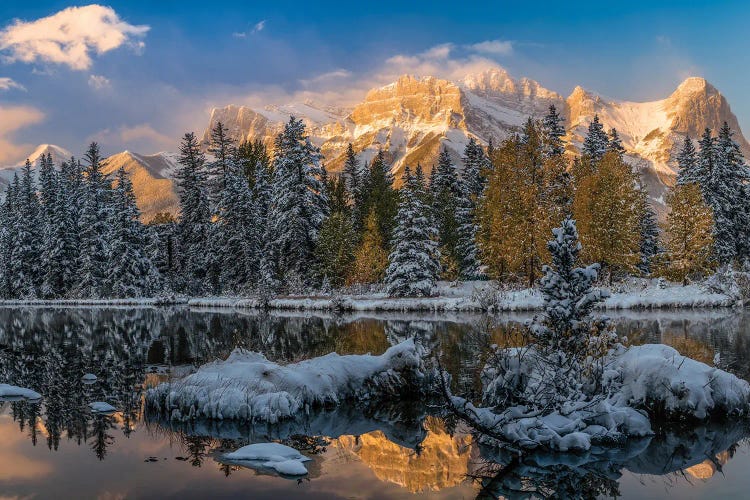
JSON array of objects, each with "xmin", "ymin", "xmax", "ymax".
[
  {"xmin": 203, "ymin": 68, "xmax": 750, "ymax": 206},
  {"xmin": 3, "ymin": 67, "xmax": 747, "ymax": 217}
]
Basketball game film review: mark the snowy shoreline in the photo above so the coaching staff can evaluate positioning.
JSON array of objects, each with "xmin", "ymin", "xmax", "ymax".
[{"xmin": 0, "ymin": 280, "xmax": 737, "ymax": 311}]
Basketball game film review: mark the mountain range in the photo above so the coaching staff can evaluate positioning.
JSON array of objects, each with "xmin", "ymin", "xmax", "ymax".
[{"xmin": 4, "ymin": 67, "xmax": 749, "ymax": 220}]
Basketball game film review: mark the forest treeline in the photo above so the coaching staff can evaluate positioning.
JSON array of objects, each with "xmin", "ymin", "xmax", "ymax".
[{"xmin": 0, "ymin": 106, "xmax": 743, "ymax": 298}]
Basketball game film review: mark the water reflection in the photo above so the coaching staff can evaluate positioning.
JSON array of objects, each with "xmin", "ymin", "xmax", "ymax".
[{"xmin": 0, "ymin": 306, "xmax": 749, "ymax": 498}]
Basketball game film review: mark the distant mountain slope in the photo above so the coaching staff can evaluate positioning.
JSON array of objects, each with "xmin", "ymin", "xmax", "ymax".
[
  {"xmin": 101, "ymin": 151, "xmax": 180, "ymax": 221},
  {"xmin": 204, "ymin": 67, "xmax": 750, "ymax": 206}
]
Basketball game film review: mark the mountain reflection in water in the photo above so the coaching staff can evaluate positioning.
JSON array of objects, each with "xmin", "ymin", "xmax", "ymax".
[{"xmin": 1, "ymin": 306, "xmax": 750, "ymax": 499}]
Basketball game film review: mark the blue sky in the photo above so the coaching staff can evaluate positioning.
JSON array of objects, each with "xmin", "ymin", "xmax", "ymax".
[{"xmin": 0, "ymin": 1, "xmax": 747, "ymax": 162}]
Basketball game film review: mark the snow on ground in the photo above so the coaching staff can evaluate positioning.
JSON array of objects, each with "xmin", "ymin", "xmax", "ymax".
[
  {"xmin": 145, "ymin": 339, "xmax": 425, "ymax": 423},
  {"xmin": 187, "ymin": 279, "xmax": 735, "ymax": 312},
  {"xmin": 455, "ymin": 342, "xmax": 750, "ymax": 453},
  {"xmin": 90, "ymin": 402, "xmax": 117, "ymax": 413},
  {"xmin": 0, "ymin": 384, "xmax": 41, "ymax": 400},
  {"xmin": 221, "ymin": 442, "xmax": 311, "ymax": 476}
]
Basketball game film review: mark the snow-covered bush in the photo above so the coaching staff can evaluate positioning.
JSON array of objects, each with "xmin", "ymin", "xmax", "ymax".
[
  {"xmin": 444, "ymin": 218, "xmax": 750, "ymax": 453},
  {"xmin": 704, "ymin": 264, "xmax": 750, "ymax": 303}
]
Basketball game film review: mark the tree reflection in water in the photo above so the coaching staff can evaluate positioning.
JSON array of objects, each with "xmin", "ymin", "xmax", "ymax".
[{"xmin": 0, "ymin": 306, "xmax": 749, "ymax": 497}]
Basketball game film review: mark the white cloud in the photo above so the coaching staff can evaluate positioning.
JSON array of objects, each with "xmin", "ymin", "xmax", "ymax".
[
  {"xmin": 233, "ymin": 20, "xmax": 267, "ymax": 39},
  {"xmin": 252, "ymin": 20, "xmax": 266, "ymax": 34},
  {"xmin": 0, "ymin": 104, "xmax": 45, "ymax": 164},
  {"xmin": 469, "ymin": 39, "xmax": 513, "ymax": 56},
  {"xmin": 88, "ymin": 74, "xmax": 111, "ymax": 90},
  {"xmin": 0, "ymin": 77, "xmax": 24, "ymax": 91},
  {"xmin": 0, "ymin": 4, "xmax": 149, "ymax": 71}
]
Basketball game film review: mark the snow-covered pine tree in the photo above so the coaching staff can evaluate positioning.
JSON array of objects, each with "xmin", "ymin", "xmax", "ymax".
[
  {"xmin": 267, "ymin": 117, "xmax": 329, "ymax": 289},
  {"xmin": 206, "ymin": 121, "xmax": 237, "ymax": 207},
  {"xmin": 696, "ymin": 128, "xmax": 716, "ymax": 195},
  {"xmin": 542, "ymin": 104, "xmax": 566, "ymax": 157},
  {"xmin": 529, "ymin": 216, "xmax": 613, "ymax": 407},
  {"xmin": 109, "ymin": 167, "xmax": 161, "ymax": 297},
  {"xmin": 581, "ymin": 115, "xmax": 609, "ymax": 163},
  {"xmin": 675, "ymin": 136, "xmax": 698, "ymax": 185},
  {"xmin": 431, "ymin": 148, "xmax": 467, "ymax": 279},
  {"xmin": 462, "ymin": 137, "xmax": 488, "ymax": 200},
  {"xmin": 73, "ymin": 143, "xmax": 111, "ymax": 298},
  {"xmin": 455, "ymin": 192, "xmax": 482, "ymax": 280},
  {"xmin": 715, "ymin": 122, "xmax": 750, "ymax": 261},
  {"xmin": 216, "ymin": 166, "xmax": 254, "ymax": 293},
  {"xmin": 342, "ymin": 143, "xmax": 360, "ymax": 207},
  {"xmin": 242, "ymin": 160, "xmax": 270, "ymax": 288},
  {"xmin": 607, "ymin": 128, "xmax": 625, "ymax": 157},
  {"xmin": 175, "ymin": 132, "xmax": 211, "ymax": 295},
  {"xmin": 637, "ymin": 185, "xmax": 660, "ymax": 275},
  {"xmin": 1, "ymin": 174, "xmax": 20, "ymax": 297},
  {"xmin": 10, "ymin": 160, "xmax": 42, "ymax": 298},
  {"xmin": 40, "ymin": 156, "xmax": 75, "ymax": 298},
  {"xmin": 385, "ymin": 166, "xmax": 440, "ymax": 297}
]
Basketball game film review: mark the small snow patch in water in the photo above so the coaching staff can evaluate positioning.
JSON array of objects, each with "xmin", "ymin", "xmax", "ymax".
[
  {"xmin": 222, "ymin": 442, "xmax": 311, "ymax": 476},
  {"xmin": 0, "ymin": 384, "xmax": 41, "ymax": 401},
  {"xmin": 90, "ymin": 402, "xmax": 117, "ymax": 414},
  {"xmin": 81, "ymin": 373, "xmax": 97, "ymax": 384}
]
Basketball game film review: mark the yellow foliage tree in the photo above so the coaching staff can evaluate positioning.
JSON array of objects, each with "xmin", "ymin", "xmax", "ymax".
[
  {"xmin": 572, "ymin": 151, "xmax": 642, "ymax": 282},
  {"xmin": 659, "ymin": 183, "xmax": 715, "ymax": 284},
  {"xmin": 478, "ymin": 120, "xmax": 571, "ymax": 286},
  {"xmin": 347, "ymin": 209, "xmax": 389, "ymax": 285}
]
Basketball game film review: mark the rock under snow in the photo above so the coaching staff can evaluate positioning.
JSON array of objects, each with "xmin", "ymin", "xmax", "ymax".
[
  {"xmin": 146, "ymin": 339, "xmax": 425, "ymax": 423},
  {"xmin": 222, "ymin": 442, "xmax": 311, "ymax": 476},
  {"xmin": 0, "ymin": 384, "xmax": 41, "ymax": 401},
  {"xmin": 81, "ymin": 373, "xmax": 98, "ymax": 384}
]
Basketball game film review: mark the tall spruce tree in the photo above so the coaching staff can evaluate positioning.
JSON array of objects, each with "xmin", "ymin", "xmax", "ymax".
[
  {"xmin": 361, "ymin": 150, "xmax": 398, "ymax": 246},
  {"xmin": 174, "ymin": 132, "xmax": 211, "ymax": 295},
  {"xmin": 267, "ymin": 117, "xmax": 329, "ymax": 288},
  {"xmin": 385, "ymin": 166, "xmax": 440, "ymax": 297},
  {"xmin": 73, "ymin": 143, "xmax": 110, "ymax": 298},
  {"xmin": 10, "ymin": 161, "xmax": 41, "ymax": 298},
  {"xmin": 109, "ymin": 167, "xmax": 161, "ymax": 297},
  {"xmin": 542, "ymin": 104, "xmax": 566, "ymax": 157},
  {"xmin": 676, "ymin": 136, "xmax": 698, "ymax": 185},
  {"xmin": 607, "ymin": 128, "xmax": 625, "ymax": 157},
  {"xmin": 462, "ymin": 137, "xmax": 488, "ymax": 200},
  {"xmin": 715, "ymin": 122, "xmax": 750, "ymax": 261},
  {"xmin": 581, "ymin": 115, "xmax": 609, "ymax": 163},
  {"xmin": 637, "ymin": 185, "xmax": 660, "ymax": 275},
  {"xmin": 431, "ymin": 148, "xmax": 465, "ymax": 279}
]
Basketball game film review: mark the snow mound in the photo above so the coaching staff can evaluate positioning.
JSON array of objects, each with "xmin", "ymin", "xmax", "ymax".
[
  {"xmin": 82, "ymin": 373, "xmax": 97, "ymax": 383},
  {"xmin": 90, "ymin": 402, "xmax": 117, "ymax": 413},
  {"xmin": 0, "ymin": 384, "xmax": 41, "ymax": 400},
  {"xmin": 607, "ymin": 343, "xmax": 750, "ymax": 419},
  {"xmin": 455, "ymin": 343, "xmax": 750, "ymax": 452},
  {"xmin": 146, "ymin": 339, "xmax": 425, "ymax": 423},
  {"xmin": 222, "ymin": 442, "xmax": 311, "ymax": 476}
]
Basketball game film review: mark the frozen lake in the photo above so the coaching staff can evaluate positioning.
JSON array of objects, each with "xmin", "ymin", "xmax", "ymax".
[{"xmin": 1, "ymin": 306, "xmax": 749, "ymax": 499}]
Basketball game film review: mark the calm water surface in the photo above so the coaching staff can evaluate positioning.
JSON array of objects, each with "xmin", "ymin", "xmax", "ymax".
[{"xmin": 1, "ymin": 306, "xmax": 749, "ymax": 499}]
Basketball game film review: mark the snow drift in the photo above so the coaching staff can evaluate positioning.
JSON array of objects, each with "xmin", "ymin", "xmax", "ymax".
[
  {"xmin": 145, "ymin": 339, "xmax": 425, "ymax": 423},
  {"xmin": 451, "ymin": 342, "xmax": 750, "ymax": 453}
]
